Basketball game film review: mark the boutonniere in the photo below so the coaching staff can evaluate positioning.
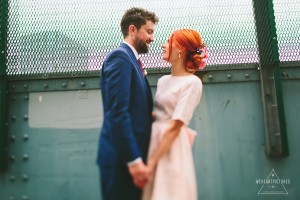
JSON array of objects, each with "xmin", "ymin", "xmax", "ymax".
[{"xmin": 143, "ymin": 68, "xmax": 148, "ymax": 76}]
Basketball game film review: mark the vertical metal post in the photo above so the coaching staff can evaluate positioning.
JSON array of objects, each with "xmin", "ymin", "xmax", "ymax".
[
  {"xmin": 0, "ymin": 0, "xmax": 8, "ymax": 171},
  {"xmin": 253, "ymin": 0, "xmax": 288, "ymax": 156}
]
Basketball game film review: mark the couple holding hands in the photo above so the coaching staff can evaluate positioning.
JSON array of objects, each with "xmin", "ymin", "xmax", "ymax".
[{"xmin": 97, "ymin": 7, "xmax": 208, "ymax": 200}]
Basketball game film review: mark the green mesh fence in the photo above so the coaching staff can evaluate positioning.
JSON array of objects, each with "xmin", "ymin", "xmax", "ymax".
[{"xmin": 4, "ymin": 0, "xmax": 300, "ymax": 76}]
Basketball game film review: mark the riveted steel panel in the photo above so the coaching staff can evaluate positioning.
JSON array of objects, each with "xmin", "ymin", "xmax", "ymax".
[{"xmin": 1, "ymin": 69, "xmax": 300, "ymax": 199}]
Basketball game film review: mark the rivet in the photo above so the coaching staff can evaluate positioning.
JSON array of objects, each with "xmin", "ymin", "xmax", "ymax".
[
  {"xmin": 208, "ymin": 75, "xmax": 213, "ymax": 80},
  {"xmin": 43, "ymin": 84, "xmax": 49, "ymax": 89},
  {"xmin": 62, "ymin": 83, "xmax": 67, "ymax": 88},
  {"xmin": 275, "ymin": 132, "xmax": 281, "ymax": 136},
  {"xmin": 23, "ymin": 84, "xmax": 28, "ymax": 89},
  {"xmin": 23, "ymin": 134, "xmax": 29, "ymax": 141},
  {"xmin": 10, "ymin": 135, "xmax": 16, "ymax": 142},
  {"xmin": 80, "ymin": 82, "xmax": 86, "ymax": 87},
  {"xmin": 9, "ymin": 175, "xmax": 16, "ymax": 182},
  {"xmin": 244, "ymin": 74, "xmax": 250, "ymax": 78},
  {"xmin": 281, "ymin": 71, "xmax": 288, "ymax": 77},
  {"xmin": 24, "ymin": 115, "xmax": 29, "ymax": 121},
  {"xmin": 23, "ymin": 154, "xmax": 29, "ymax": 161},
  {"xmin": 21, "ymin": 195, "xmax": 29, "ymax": 200},
  {"xmin": 22, "ymin": 174, "xmax": 29, "ymax": 182},
  {"xmin": 11, "ymin": 115, "xmax": 16, "ymax": 121},
  {"xmin": 8, "ymin": 196, "xmax": 15, "ymax": 200},
  {"xmin": 227, "ymin": 74, "xmax": 232, "ymax": 79},
  {"xmin": 11, "ymin": 85, "xmax": 16, "ymax": 90},
  {"xmin": 10, "ymin": 155, "xmax": 16, "ymax": 162},
  {"xmin": 23, "ymin": 95, "xmax": 29, "ymax": 100}
]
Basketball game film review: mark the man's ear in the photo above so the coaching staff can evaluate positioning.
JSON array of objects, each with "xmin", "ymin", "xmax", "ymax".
[{"xmin": 128, "ymin": 25, "xmax": 136, "ymax": 35}]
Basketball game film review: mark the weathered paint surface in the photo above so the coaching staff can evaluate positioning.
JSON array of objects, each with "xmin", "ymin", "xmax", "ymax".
[{"xmin": 0, "ymin": 69, "xmax": 299, "ymax": 200}]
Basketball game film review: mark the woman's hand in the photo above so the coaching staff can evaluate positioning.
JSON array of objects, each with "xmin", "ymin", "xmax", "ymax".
[
  {"xmin": 152, "ymin": 111, "xmax": 156, "ymax": 121},
  {"xmin": 128, "ymin": 161, "xmax": 148, "ymax": 188},
  {"xmin": 147, "ymin": 120, "xmax": 184, "ymax": 172}
]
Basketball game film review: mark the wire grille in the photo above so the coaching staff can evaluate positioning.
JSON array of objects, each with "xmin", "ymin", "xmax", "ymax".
[
  {"xmin": 4, "ymin": 0, "xmax": 299, "ymax": 76},
  {"xmin": 273, "ymin": 0, "xmax": 300, "ymax": 63}
]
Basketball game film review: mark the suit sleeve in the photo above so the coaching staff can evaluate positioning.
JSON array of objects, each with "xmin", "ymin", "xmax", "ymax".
[{"xmin": 102, "ymin": 51, "xmax": 141, "ymax": 164}]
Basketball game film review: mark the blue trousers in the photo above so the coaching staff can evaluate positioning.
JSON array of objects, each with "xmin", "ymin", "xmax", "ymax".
[{"xmin": 99, "ymin": 165, "xmax": 141, "ymax": 200}]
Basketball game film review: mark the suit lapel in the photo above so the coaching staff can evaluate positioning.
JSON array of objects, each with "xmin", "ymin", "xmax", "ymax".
[
  {"xmin": 120, "ymin": 43, "xmax": 153, "ymax": 105},
  {"xmin": 144, "ymin": 77, "xmax": 153, "ymax": 109},
  {"xmin": 120, "ymin": 43, "xmax": 144, "ymax": 78}
]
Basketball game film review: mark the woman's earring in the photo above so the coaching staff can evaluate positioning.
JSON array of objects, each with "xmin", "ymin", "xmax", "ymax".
[{"xmin": 178, "ymin": 53, "xmax": 181, "ymax": 58}]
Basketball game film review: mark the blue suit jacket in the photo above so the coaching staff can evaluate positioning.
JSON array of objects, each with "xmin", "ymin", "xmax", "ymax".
[{"xmin": 97, "ymin": 43, "xmax": 153, "ymax": 167}]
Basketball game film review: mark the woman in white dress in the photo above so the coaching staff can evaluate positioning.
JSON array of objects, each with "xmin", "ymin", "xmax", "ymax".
[{"xmin": 142, "ymin": 29, "xmax": 209, "ymax": 200}]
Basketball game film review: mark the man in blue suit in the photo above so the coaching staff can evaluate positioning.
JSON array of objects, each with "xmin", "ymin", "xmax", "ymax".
[{"xmin": 97, "ymin": 7, "xmax": 159, "ymax": 200}]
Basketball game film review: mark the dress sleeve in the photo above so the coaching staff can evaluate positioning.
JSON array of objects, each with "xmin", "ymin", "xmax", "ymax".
[{"xmin": 172, "ymin": 77, "xmax": 202, "ymax": 125}]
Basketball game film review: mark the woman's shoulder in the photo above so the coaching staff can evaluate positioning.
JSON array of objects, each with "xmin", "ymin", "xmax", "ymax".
[
  {"xmin": 181, "ymin": 74, "xmax": 202, "ymax": 85},
  {"xmin": 160, "ymin": 74, "xmax": 172, "ymax": 79},
  {"xmin": 158, "ymin": 74, "xmax": 172, "ymax": 83},
  {"xmin": 183, "ymin": 75, "xmax": 202, "ymax": 91}
]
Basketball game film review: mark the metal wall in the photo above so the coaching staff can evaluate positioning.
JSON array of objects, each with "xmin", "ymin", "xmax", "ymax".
[{"xmin": 0, "ymin": 66, "xmax": 299, "ymax": 199}]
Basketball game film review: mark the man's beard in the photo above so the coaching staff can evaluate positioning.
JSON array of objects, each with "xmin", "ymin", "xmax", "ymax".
[{"xmin": 134, "ymin": 37, "xmax": 149, "ymax": 54}]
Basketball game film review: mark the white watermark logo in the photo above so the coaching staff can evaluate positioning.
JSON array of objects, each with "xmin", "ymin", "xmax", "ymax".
[{"xmin": 256, "ymin": 169, "xmax": 290, "ymax": 195}]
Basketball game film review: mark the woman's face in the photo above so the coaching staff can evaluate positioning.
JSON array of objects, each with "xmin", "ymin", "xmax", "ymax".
[{"xmin": 162, "ymin": 36, "xmax": 180, "ymax": 63}]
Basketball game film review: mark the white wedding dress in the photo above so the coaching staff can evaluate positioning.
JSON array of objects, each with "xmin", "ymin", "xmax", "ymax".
[{"xmin": 142, "ymin": 74, "xmax": 202, "ymax": 200}]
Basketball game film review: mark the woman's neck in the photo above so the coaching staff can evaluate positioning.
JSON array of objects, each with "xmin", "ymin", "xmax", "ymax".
[{"xmin": 171, "ymin": 62, "xmax": 193, "ymax": 76}]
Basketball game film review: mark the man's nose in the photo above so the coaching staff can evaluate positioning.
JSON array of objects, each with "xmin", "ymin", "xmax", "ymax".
[{"xmin": 149, "ymin": 36, "xmax": 154, "ymax": 42}]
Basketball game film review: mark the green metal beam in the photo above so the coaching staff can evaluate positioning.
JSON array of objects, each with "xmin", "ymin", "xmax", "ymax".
[
  {"xmin": 252, "ymin": 0, "xmax": 288, "ymax": 156},
  {"xmin": 0, "ymin": 0, "xmax": 8, "ymax": 171}
]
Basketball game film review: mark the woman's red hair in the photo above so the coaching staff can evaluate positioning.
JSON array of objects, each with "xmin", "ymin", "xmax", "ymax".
[{"xmin": 168, "ymin": 29, "xmax": 208, "ymax": 71}]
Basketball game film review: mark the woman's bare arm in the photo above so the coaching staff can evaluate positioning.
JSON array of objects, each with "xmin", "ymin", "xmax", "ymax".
[{"xmin": 147, "ymin": 119, "xmax": 184, "ymax": 172}]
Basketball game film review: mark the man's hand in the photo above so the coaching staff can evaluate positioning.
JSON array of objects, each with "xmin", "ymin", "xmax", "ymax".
[{"xmin": 128, "ymin": 161, "xmax": 149, "ymax": 188}]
